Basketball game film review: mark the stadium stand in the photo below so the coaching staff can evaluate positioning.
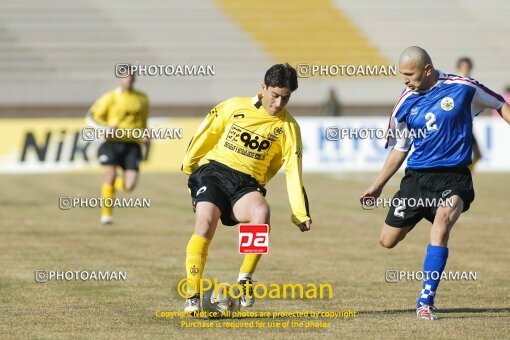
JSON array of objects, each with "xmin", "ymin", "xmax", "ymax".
[{"xmin": 0, "ymin": 0, "xmax": 508, "ymax": 116}]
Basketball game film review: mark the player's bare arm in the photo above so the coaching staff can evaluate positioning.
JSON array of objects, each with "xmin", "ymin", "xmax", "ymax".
[
  {"xmin": 360, "ymin": 148, "xmax": 408, "ymax": 202},
  {"xmin": 497, "ymin": 102, "xmax": 510, "ymax": 124}
]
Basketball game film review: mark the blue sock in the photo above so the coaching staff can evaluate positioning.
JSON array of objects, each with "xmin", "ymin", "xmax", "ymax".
[{"xmin": 417, "ymin": 244, "xmax": 449, "ymax": 307}]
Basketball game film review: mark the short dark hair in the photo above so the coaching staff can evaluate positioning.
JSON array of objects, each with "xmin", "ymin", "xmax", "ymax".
[
  {"xmin": 264, "ymin": 63, "xmax": 298, "ymax": 92},
  {"xmin": 456, "ymin": 57, "xmax": 473, "ymax": 70}
]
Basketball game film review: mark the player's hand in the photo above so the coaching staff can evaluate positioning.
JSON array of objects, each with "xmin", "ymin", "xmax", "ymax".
[
  {"xmin": 297, "ymin": 219, "xmax": 311, "ymax": 232},
  {"xmin": 359, "ymin": 184, "xmax": 383, "ymax": 205}
]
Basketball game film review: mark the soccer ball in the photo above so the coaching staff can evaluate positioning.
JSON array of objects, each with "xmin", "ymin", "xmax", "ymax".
[{"xmin": 202, "ymin": 282, "xmax": 240, "ymax": 318}]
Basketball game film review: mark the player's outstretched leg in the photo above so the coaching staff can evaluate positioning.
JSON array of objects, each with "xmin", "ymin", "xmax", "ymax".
[
  {"xmin": 123, "ymin": 169, "xmax": 138, "ymax": 192},
  {"xmin": 184, "ymin": 202, "xmax": 220, "ymax": 314},
  {"xmin": 416, "ymin": 196, "xmax": 463, "ymax": 320},
  {"xmin": 232, "ymin": 191, "xmax": 270, "ymax": 307},
  {"xmin": 101, "ymin": 165, "xmax": 117, "ymax": 224},
  {"xmin": 378, "ymin": 224, "xmax": 412, "ymax": 249}
]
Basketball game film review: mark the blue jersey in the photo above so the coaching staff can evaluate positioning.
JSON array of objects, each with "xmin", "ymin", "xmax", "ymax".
[{"xmin": 386, "ymin": 71, "xmax": 505, "ymax": 169}]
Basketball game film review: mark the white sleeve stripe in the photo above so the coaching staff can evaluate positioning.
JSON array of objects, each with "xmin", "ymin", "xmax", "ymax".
[
  {"xmin": 385, "ymin": 89, "xmax": 413, "ymax": 149},
  {"xmin": 443, "ymin": 79, "xmax": 504, "ymax": 102},
  {"xmin": 394, "ymin": 145, "xmax": 411, "ymax": 152},
  {"xmin": 394, "ymin": 120, "xmax": 412, "ymax": 151},
  {"xmin": 390, "ymin": 89, "xmax": 414, "ymax": 118}
]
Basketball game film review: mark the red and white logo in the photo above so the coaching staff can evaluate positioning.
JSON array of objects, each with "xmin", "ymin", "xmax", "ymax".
[{"xmin": 239, "ymin": 224, "xmax": 269, "ymax": 254}]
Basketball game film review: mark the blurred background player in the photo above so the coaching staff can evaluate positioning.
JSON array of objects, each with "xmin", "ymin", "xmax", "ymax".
[
  {"xmin": 360, "ymin": 46, "xmax": 510, "ymax": 320},
  {"xmin": 181, "ymin": 63, "xmax": 312, "ymax": 313},
  {"xmin": 456, "ymin": 57, "xmax": 482, "ymax": 171},
  {"xmin": 86, "ymin": 66, "xmax": 149, "ymax": 224},
  {"xmin": 320, "ymin": 88, "xmax": 342, "ymax": 116}
]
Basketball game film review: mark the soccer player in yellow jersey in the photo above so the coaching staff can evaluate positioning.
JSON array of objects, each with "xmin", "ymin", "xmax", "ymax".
[
  {"xmin": 86, "ymin": 68, "xmax": 149, "ymax": 224},
  {"xmin": 181, "ymin": 63, "xmax": 312, "ymax": 313}
]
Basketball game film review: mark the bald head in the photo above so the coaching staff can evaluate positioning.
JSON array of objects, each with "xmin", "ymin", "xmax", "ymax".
[
  {"xmin": 399, "ymin": 46, "xmax": 433, "ymax": 69},
  {"xmin": 399, "ymin": 46, "xmax": 437, "ymax": 92}
]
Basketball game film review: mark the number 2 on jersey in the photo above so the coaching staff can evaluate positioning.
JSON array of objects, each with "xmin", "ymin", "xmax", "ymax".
[{"xmin": 425, "ymin": 112, "xmax": 438, "ymax": 132}]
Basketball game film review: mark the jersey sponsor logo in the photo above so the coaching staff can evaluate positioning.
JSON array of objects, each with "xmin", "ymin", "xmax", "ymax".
[
  {"xmin": 239, "ymin": 224, "xmax": 269, "ymax": 254},
  {"xmin": 240, "ymin": 132, "xmax": 270, "ymax": 151},
  {"xmin": 410, "ymin": 107, "xmax": 419, "ymax": 115},
  {"xmin": 440, "ymin": 97, "xmax": 454, "ymax": 111},
  {"xmin": 224, "ymin": 124, "xmax": 272, "ymax": 160},
  {"xmin": 196, "ymin": 186, "xmax": 207, "ymax": 195}
]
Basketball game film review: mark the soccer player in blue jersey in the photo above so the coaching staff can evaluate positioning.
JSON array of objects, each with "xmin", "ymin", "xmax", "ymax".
[{"xmin": 360, "ymin": 46, "xmax": 510, "ymax": 320}]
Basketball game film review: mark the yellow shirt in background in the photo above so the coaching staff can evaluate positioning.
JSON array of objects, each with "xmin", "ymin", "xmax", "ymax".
[{"xmin": 88, "ymin": 88, "xmax": 149, "ymax": 142}]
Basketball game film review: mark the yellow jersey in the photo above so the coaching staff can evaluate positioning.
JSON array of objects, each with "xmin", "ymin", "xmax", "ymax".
[
  {"xmin": 182, "ymin": 94, "xmax": 310, "ymax": 226},
  {"xmin": 87, "ymin": 87, "xmax": 149, "ymax": 142}
]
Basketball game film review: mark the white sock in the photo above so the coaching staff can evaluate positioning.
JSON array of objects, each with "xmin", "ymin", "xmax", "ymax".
[{"xmin": 237, "ymin": 273, "xmax": 252, "ymax": 282}]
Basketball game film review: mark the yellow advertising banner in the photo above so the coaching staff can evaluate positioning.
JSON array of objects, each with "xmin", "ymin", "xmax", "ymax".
[{"xmin": 0, "ymin": 118, "xmax": 202, "ymax": 173}]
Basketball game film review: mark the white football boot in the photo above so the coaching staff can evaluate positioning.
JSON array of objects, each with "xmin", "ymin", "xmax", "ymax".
[
  {"xmin": 184, "ymin": 293, "xmax": 201, "ymax": 314},
  {"xmin": 238, "ymin": 279, "xmax": 255, "ymax": 307}
]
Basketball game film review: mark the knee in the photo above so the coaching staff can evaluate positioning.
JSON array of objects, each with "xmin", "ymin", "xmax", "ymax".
[
  {"xmin": 379, "ymin": 235, "xmax": 399, "ymax": 249},
  {"xmin": 250, "ymin": 204, "xmax": 270, "ymax": 223},
  {"xmin": 195, "ymin": 216, "xmax": 214, "ymax": 229},
  {"xmin": 194, "ymin": 219, "xmax": 215, "ymax": 239}
]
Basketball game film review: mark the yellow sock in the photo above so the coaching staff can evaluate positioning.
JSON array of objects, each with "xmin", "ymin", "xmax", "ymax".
[
  {"xmin": 101, "ymin": 183, "xmax": 115, "ymax": 217},
  {"xmin": 238, "ymin": 254, "xmax": 262, "ymax": 281},
  {"xmin": 185, "ymin": 234, "xmax": 211, "ymax": 297},
  {"xmin": 469, "ymin": 155, "xmax": 480, "ymax": 172},
  {"xmin": 114, "ymin": 176, "xmax": 125, "ymax": 192}
]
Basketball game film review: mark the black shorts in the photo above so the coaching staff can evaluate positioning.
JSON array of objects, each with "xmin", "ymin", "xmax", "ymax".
[
  {"xmin": 385, "ymin": 167, "xmax": 474, "ymax": 228},
  {"xmin": 97, "ymin": 141, "xmax": 142, "ymax": 171},
  {"xmin": 188, "ymin": 160, "xmax": 267, "ymax": 226}
]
